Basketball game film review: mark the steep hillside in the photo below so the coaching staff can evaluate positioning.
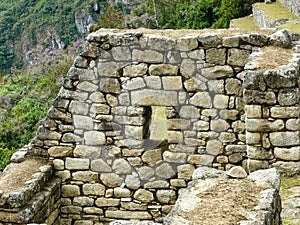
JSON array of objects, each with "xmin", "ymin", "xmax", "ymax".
[
  {"xmin": 0, "ymin": 0, "xmax": 262, "ymax": 74},
  {"xmin": 0, "ymin": 0, "xmax": 107, "ymax": 74}
]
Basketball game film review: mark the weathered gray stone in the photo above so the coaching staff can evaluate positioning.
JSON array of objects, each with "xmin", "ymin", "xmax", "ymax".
[
  {"xmin": 206, "ymin": 48, "xmax": 226, "ymax": 65},
  {"xmin": 225, "ymin": 78, "xmax": 242, "ymax": 96},
  {"xmin": 183, "ymin": 77, "xmax": 207, "ymax": 92},
  {"xmin": 155, "ymin": 163, "xmax": 176, "ymax": 179},
  {"xmin": 123, "ymin": 63, "xmax": 148, "ymax": 77},
  {"xmin": 244, "ymin": 90, "xmax": 276, "ymax": 105},
  {"xmin": 91, "ymin": 159, "xmax": 112, "ymax": 172},
  {"xmin": 270, "ymin": 131, "xmax": 300, "ymax": 147},
  {"xmin": 222, "ymin": 36, "xmax": 241, "ymax": 47},
  {"xmin": 286, "ymin": 119, "xmax": 299, "ymax": 131},
  {"xmin": 89, "ymin": 92, "xmax": 106, "ymax": 103},
  {"xmin": 125, "ymin": 175, "xmax": 141, "ymax": 190},
  {"xmin": 62, "ymin": 185, "xmax": 80, "ymax": 197},
  {"xmin": 219, "ymin": 132, "xmax": 236, "ymax": 143},
  {"xmin": 49, "ymin": 146, "xmax": 73, "ymax": 158},
  {"xmin": 271, "ymin": 161, "xmax": 300, "ymax": 175},
  {"xmin": 95, "ymin": 198, "xmax": 120, "ymax": 207},
  {"xmin": 278, "ymin": 88, "xmax": 299, "ymax": 106},
  {"xmin": 144, "ymin": 76, "xmax": 162, "ymax": 89},
  {"xmin": 133, "ymin": 49, "xmax": 164, "ymax": 63},
  {"xmin": 156, "ymin": 190, "xmax": 176, "ymax": 204},
  {"xmin": 246, "ymin": 119, "xmax": 284, "ymax": 132},
  {"xmin": 274, "ymin": 147, "xmax": 300, "ymax": 161},
  {"xmin": 74, "ymin": 145, "xmax": 101, "ymax": 158},
  {"xmin": 73, "ymin": 197, "xmax": 94, "ymax": 207},
  {"xmin": 100, "ymin": 78, "xmax": 121, "ymax": 94},
  {"xmin": 179, "ymin": 105, "xmax": 200, "ymax": 119},
  {"xmin": 131, "ymin": 90, "xmax": 178, "ymax": 106},
  {"xmin": 100, "ymin": 173, "xmax": 123, "ymax": 187},
  {"xmin": 188, "ymin": 49, "xmax": 205, "ymax": 59},
  {"xmin": 148, "ymin": 35, "xmax": 176, "ymax": 50},
  {"xmin": 83, "ymin": 183, "xmax": 105, "ymax": 196},
  {"xmin": 162, "ymin": 76, "xmax": 182, "ymax": 90},
  {"xmin": 246, "ymin": 105, "xmax": 262, "ymax": 119},
  {"xmin": 167, "ymin": 119, "xmax": 191, "ymax": 130},
  {"xmin": 226, "ymin": 166, "xmax": 247, "ymax": 178},
  {"xmin": 228, "ymin": 153, "xmax": 243, "ymax": 163},
  {"xmin": 83, "ymin": 207, "xmax": 103, "ymax": 215},
  {"xmin": 144, "ymin": 180, "xmax": 170, "ymax": 189},
  {"xmin": 190, "ymin": 92, "xmax": 212, "ymax": 108},
  {"xmin": 247, "ymin": 159, "xmax": 269, "ymax": 172},
  {"xmin": 112, "ymin": 46, "xmax": 131, "ymax": 61},
  {"xmin": 198, "ymin": 34, "xmax": 222, "ymax": 47},
  {"xmin": 167, "ymin": 131, "xmax": 183, "ymax": 143},
  {"xmin": 113, "ymin": 158, "xmax": 132, "ymax": 174},
  {"xmin": 206, "ymin": 140, "xmax": 224, "ymax": 155},
  {"xmin": 66, "ymin": 158, "xmax": 90, "ymax": 170},
  {"xmin": 149, "ymin": 64, "xmax": 178, "ymax": 76},
  {"xmin": 213, "ymin": 95, "xmax": 229, "ymax": 109},
  {"xmin": 177, "ymin": 164, "xmax": 195, "ymax": 179},
  {"xmin": 141, "ymin": 149, "xmax": 162, "ymax": 166},
  {"xmin": 73, "ymin": 171, "xmax": 99, "ymax": 182},
  {"xmin": 114, "ymin": 187, "xmax": 131, "ymax": 198},
  {"xmin": 84, "ymin": 131, "xmax": 106, "ymax": 145},
  {"xmin": 211, "ymin": 119, "xmax": 230, "ymax": 132},
  {"xmin": 208, "ymin": 80, "xmax": 224, "ymax": 94},
  {"xmin": 133, "ymin": 189, "xmax": 154, "ymax": 203},
  {"xmin": 106, "ymin": 210, "xmax": 152, "ymax": 220},
  {"xmin": 177, "ymin": 36, "xmax": 198, "ymax": 51},
  {"xmin": 137, "ymin": 166, "xmax": 155, "ymax": 180},
  {"xmin": 201, "ymin": 65, "xmax": 233, "ymax": 79},
  {"xmin": 53, "ymin": 159, "xmax": 64, "ymax": 170},
  {"xmin": 180, "ymin": 59, "xmax": 196, "ymax": 78},
  {"xmin": 70, "ymin": 101, "xmax": 89, "ymax": 115},
  {"xmin": 188, "ymin": 155, "xmax": 215, "ymax": 166},
  {"xmin": 227, "ymin": 49, "xmax": 251, "ymax": 67},
  {"xmin": 73, "ymin": 115, "xmax": 94, "ymax": 130},
  {"xmin": 124, "ymin": 125, "xmax": 144, "ymax": 140},
  {"xmin": 163, "ymin": 151, "xmax": 187, "ymax": 163},
  {"xmin": 247, "ymin": 168, "xmax": 280, "ymax": 191},
  {"xmin": 270, "ymin": 107, "xmax": 299, "ymax": 118}
]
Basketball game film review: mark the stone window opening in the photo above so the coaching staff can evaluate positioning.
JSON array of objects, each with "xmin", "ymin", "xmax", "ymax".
[{"xmin": 143, "ymin": 106, "xmax": 168, "ymax": 150}]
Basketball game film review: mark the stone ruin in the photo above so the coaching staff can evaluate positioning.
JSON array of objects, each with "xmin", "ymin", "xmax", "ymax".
[{"xmin": 0, "ymin": 28, "xmax": 299, "ymax": 224}]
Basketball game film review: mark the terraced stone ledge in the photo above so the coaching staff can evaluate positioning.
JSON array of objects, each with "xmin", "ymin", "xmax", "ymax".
[{"xmin": 0, "ymin": 158, "xmax": 60, "ymax": 224}]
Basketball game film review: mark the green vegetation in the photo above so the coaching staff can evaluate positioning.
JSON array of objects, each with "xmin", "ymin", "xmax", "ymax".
[
  {"xmin": 0, "ymin": 52, "xmax": 74, "ymax": 170},
  {"xmin": 230, "ymin": 16, "xmax": 259, "ymax": 29},
  {"xmin": 127, "ymin": 0, "xmax": 261, "ymax": 29},
  {"xmin": 0, "ymin": 0, "xmax": 105, "ymax": 74},
  {"xmin": 280, "ymin": 23, "xmax": 300, "ymax": 34}
]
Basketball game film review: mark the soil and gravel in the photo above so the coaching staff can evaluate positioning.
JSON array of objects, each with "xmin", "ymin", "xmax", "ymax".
[{"xmin": 182, "ymin": 179, "xmax": 267, "ymax": 225}]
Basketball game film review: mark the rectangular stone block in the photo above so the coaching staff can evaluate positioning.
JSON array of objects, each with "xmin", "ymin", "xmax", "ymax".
[
  {"xmin": 133, "ymin": 49, "xmax": 164, "ymax": 63},
  {"xmin": 131, "ymin": 90, "xmax": 178, "ymax": 106},
  {"xmin": 246, "ymin": 119, "xmax": 284, "ymax": 132},
  {"xmin": 162, "ymin": 76, "xmax": 183, "ymax": 90},
  {"xmin": 65, "ymin": 158, "xmax": 90, "ymax": 170},
  {"xmin": 270, "ymin": 131, "xmax": 300, "ymax": 147},
  {"xmin": 105, "ymin": 210, "xmax": 152, "ymax": 220},
  {"xmin": 270, "ymin": 107, "xmax": 299, "ymax": 118}
]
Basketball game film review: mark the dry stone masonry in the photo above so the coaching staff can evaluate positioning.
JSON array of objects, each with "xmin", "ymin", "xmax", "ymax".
[{"xmin": 0, "ymin": 28, "xmax": 299, "ymax": 224}]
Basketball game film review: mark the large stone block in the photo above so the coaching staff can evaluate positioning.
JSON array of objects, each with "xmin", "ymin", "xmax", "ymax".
[
  {"xmin": 246, "ymin": 119, "xmax": 284, "ymax": 132},
  {"xmin": 49, "ymin": 146, "xmax": 73, "ymax": 158},
  {"xmin": 133, "ymin": 189, "xmax": 154, "ymax": 203},
  {"xmin": 100, "ymin": 173, "xmax": 123, "ymax": 187},
  {"xmin": 201, "ymin": 65, "xmax": 233, "ymax": 79},
  {"xmin": 62, "ymin": 185, "xmax": 80, "ymax": 197},
  {"xmin": 123, "ymin": 63, "xmax": 148, "ymax": 77},
  {"xmin": 179, "ymin": 105, "xmax": 200, "ymax": 119},
  {"xmin": 247, "ymin": 146, "xmax": 274, "ymax": 160},
  {"xmin": 100, "ymin": 78, "xmax": 121, "ymax": 94},
  {"xmin": 177, "ymin": 36, "xmax": 199, "ymax": 51},
  {"xmin": 206, "ymin": 140, "xmax": 224, "ymax": 155},
  {"xmin": 163, "ymin": 151, "xmax": 187, "ymax": 163},
  {"xmin": 131, "ymin": 90, "xmax": 178, "ymax": 106},
  {"xmin": 190, "ymin": 92, "xmax": 212, "ymax": 108},
  {"xmin": 270, "ymin": 107, "xmax": 299, "ymax": 118},
  {"xmin": 70, "ymin": 101, "xmax": 90, "ymax": 115},
  {"xmin": 84, "ymin": 131, "xmax": 106, "ymax": 146},
  {"xmin": 274, "ymin": 147, "xmax": 300, "ymax": 161},
  {"xmin": 91, "ymin": 159, "xmax": 112, "ymax": 172},
  {"xmin": 83, "ymin": 184, "xmax": 105, "ymax": 196},
  {"xmin": 72, "ymin": 171, "xmax": 99, "ymax": 182},
  {"xmin": 162, "ymin": 76, "xmax": 183, "ymax": 90},
  {"xmin": 112, "ymin": 158, "xmax": 132, "ymax": 174},
  {"xmin": 206, "ymin": 48, "xmax": 226, "ymax": 65},
  {"xmin": 278, "ymin": 88, "xmax": 299, "ymax": 106},
  {"xmin": 74, "ymin": 145, "xmax": 102, "ymax": 158},
  {"xmin": 149, "ymin": 64, "xmax": 178, "ymax": 76},
  {"xmin": 184, "ymin": 77, "xmax": 207, "ymax": 92},
  {"xmin": 106, "ymin": 210, "xmax": 152, "ymax": 220},
  {"xmin": 270, "ymin": 131, "xmax": 300, "ymax": 147},
  {"xmin": 112, "ymin": 46, "xmax": 132, "ymax": 61},
  {"xmin": 227, "ymin": 48, "xmax": 251, "ymax": 67},
  {"xmin": 156, "ymin": 190, "xmax": 176, "ymax": 204},
  {"xmin": 66, "ymin": 157, "xmax": 90, "ymax": 170},
  {"xmin": 73, "ymin": 115, "xmax": 94, "ymax": 130},
  {"xmin": 133, "ymin": 49, "xmax": 164, "ymax": 63},
  {"xmin": 77, "ymin": 81, "xmax": 98, "ymax": 92}
]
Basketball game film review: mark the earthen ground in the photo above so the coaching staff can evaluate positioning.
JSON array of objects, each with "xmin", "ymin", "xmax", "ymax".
[{"xmin": 182, "ymin": 179, "xmax": 268, "ymax": 225}]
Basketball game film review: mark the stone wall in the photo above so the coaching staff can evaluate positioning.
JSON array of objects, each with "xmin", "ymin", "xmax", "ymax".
[
  {"xmin": 0, "ymin": 28, "xmax": 299, "ymax": 224},
  {"xmin": 278, "ymin": 0, "xmax": 300, "ymax": 18}
]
